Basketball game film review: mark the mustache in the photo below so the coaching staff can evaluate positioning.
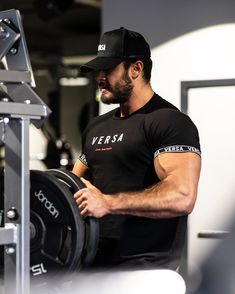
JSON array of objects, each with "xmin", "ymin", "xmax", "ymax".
[{"xmin": 98, "ymin": 80, "xmax": 111, "ymax": 90}]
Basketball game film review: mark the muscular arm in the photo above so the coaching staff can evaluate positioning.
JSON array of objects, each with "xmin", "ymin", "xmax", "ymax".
[
  {"xmin": 74, "ymin": 152, "xmax": 201, "ymax": 219},
  {"xmin": 107, "ymin": 152, "xmax": 201, "ymax": 218}
]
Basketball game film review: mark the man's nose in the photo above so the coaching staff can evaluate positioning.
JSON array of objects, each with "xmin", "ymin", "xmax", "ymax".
[{"xmin": 95, "ymin": 70, "xmax": 106, "ymax": 81}]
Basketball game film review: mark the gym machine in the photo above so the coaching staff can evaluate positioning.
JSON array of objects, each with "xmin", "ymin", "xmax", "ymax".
[
  {"xmin": 0, "ymin": 8, "xmax": 51, "ymax": 294},
  {"xmin": 0, "ymin": 9, "xmax": 99, "ymax": 294}
]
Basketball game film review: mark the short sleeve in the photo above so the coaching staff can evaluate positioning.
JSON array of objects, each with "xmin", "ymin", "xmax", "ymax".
[
  {"xmin": 78, "ymin": 153, "xmax": 88, "ymax": 166},
  {"xmin": 144, "ymin": 108, "xmax": 201, "ymax": 158},
  {"xmin": 78, "ymin": 122, "xmax": 90, "ymax": 166}
]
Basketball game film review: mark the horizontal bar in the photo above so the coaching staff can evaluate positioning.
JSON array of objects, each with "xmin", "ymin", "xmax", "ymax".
[
  {"xmin": 0, "ymin": 223, "xmax": 18, "ymax": 245},
  {"xmin": 197, "ymin": 230, "xmax": 230, "ymax": 239},
  {"xmin": 0, "ymin": 101, "xmax": 50, "ymax": 118},
  {"xmin": 181, "ymin": 78, "xmax": 235, "ymax": 114},
  {"xmin": 181, "ymin": 79, "xmax": 235, "ymax": 90},
  {"xmin": 0, "ymin": 69, "xmax": 31, "ymax": 84}
]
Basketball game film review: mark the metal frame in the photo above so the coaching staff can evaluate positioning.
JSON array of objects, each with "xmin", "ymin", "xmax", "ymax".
[
  {"xmin": 180, "ymin": 77, "xmax": 235, "ymax": 281},
  {"xmin": 181, "ymin": 78, "xmax": 235, "ymax": 114},
  {"xmin": 0, "ymin": 9, "xmax": 51, "ymax": 294}
]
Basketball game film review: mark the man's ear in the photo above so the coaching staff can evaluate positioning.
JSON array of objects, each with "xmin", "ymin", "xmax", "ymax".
[{"xmin": 130, "ymin": 60, "xmax": 144, "ymax": 79}]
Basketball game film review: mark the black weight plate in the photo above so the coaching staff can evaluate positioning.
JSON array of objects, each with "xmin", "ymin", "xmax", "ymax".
[
  {"xmin": 0, "ymin": 170, "xmax": 85, "ymax": 286},
  {"xmin": 46, "ymin": 169, "xmax": 99, "ymax": 267},
  {"xmin": 30, "ymin": 170, "xmax": 85, "ymax": 284}
]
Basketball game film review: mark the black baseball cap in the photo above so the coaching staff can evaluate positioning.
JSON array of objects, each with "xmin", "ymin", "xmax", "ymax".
[{"xmin": 80, "ymin": 27, "xmax": 151, "ymax": 73}]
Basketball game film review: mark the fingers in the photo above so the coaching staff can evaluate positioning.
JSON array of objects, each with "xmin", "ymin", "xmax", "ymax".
[
  {"xmin": 74, "ymin": 188, "xmax": 91, "ymax": 216},
  {"xmin": 78, "ymin": 199, "xmax": 87, "ymax": 210},
  {"xmin": 80, "ymin": 205, "xmax": 92, "ymax": 217},
  {"xmin": 74, "ymin": 188, "xmax": 84, "ymax": 203},
  {"xmin": 80, "ymin": 177, "xmax": 92, "ymax": 187},
  {"xmin": 75, "ymin": 192, "xmax": 86, "ymax": 216},
  {"xmin": 78, "ymin": 198, "xmax": 93, "ymax": 217},
  {"xmin": 73, "ymin": 180, "xmax": 105, "ymax": 218},
  {"xmin": 79, "ymin": 202, "xmax": 88, "ymax": 216}
]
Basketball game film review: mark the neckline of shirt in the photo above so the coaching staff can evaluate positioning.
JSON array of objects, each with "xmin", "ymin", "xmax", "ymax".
[{"xmin": 112, "ymin": 93, "xmax": 157, "ymax": 120}]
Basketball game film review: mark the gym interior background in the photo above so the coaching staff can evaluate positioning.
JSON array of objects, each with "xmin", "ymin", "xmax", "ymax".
[{"xmin": 1, "ymin": 0, "xmax": 235, "ymax": 292}]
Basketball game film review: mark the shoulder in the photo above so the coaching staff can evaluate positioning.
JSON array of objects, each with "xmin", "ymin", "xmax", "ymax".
[
  {"xmin": 145, "ymin": 106, "xmax": 193, "ymax": 128},
  {"xmin": 143, "ymin": 94, "xmax": 199, "ymax": 135},
  {"xmin": 143, "ymin": 93, "xmax": 178, "ymax": 113},
  {"xmin": 144, "ymin": 107, "xmax": 200, "ymax": 148}
]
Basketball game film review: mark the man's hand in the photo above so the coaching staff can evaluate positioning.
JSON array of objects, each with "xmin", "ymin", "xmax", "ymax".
[{"xmin": 74, "ymin": 178, "xmax": 110, "ymax": 218}]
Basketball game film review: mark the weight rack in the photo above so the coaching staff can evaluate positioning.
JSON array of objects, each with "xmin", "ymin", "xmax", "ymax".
[{"xmin": 0, "ymin": 9, "xmax": 51, "ymax": 294}]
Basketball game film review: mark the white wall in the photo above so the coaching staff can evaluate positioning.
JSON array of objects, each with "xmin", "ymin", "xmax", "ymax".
[{"xmin": 151, "ymin": 24, "xmax": 235, "ymax": 107}]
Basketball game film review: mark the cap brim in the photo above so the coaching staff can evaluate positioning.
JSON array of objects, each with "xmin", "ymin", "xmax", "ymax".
[{"xmin": 80, "ymin": 56, "xmax": 123, "ymax": 73}]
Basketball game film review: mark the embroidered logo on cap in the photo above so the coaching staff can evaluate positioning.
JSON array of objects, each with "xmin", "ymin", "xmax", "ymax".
[{"xmin": 98, "ymin": 44, "xmax": 106, "ymax": 51}]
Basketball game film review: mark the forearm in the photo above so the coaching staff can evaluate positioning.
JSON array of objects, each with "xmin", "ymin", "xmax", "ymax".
[
  {"xmin": 72, "ymin": 159, "xmax": 88, "ymax": 177},
  {"xmin": 104, "ymin": 176, "xmax": 196, "ymax": 219}
]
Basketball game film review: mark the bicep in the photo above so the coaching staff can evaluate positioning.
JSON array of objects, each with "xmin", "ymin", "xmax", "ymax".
[
  {"xmin": 154, "ymin": 152, "xmax": 201, "ymax": 193},
  {"xmin": 72, "ymin": 159, "xmax": 88, "ymax": 177}
]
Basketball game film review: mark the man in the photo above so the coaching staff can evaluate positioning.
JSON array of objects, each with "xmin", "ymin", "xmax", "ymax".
[{"xmin": 73, "ymin": 27, "xmax": 201, "ymax": 271}]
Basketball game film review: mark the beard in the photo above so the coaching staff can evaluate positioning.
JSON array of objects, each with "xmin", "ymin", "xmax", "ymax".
[{"xmin": 99, "ymin": 70, "xmax": 133, "ymax": 105}]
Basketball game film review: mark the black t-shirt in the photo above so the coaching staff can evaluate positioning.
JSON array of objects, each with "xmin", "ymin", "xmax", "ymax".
[{"xmin": 79, "ymin": 93, "xmax": 201, "ymax": 269}]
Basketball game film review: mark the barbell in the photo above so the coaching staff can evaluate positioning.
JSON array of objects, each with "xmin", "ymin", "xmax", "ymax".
[{"xmin": 0, "ymin": 168, "xmax": 99, "ymax": 286}]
